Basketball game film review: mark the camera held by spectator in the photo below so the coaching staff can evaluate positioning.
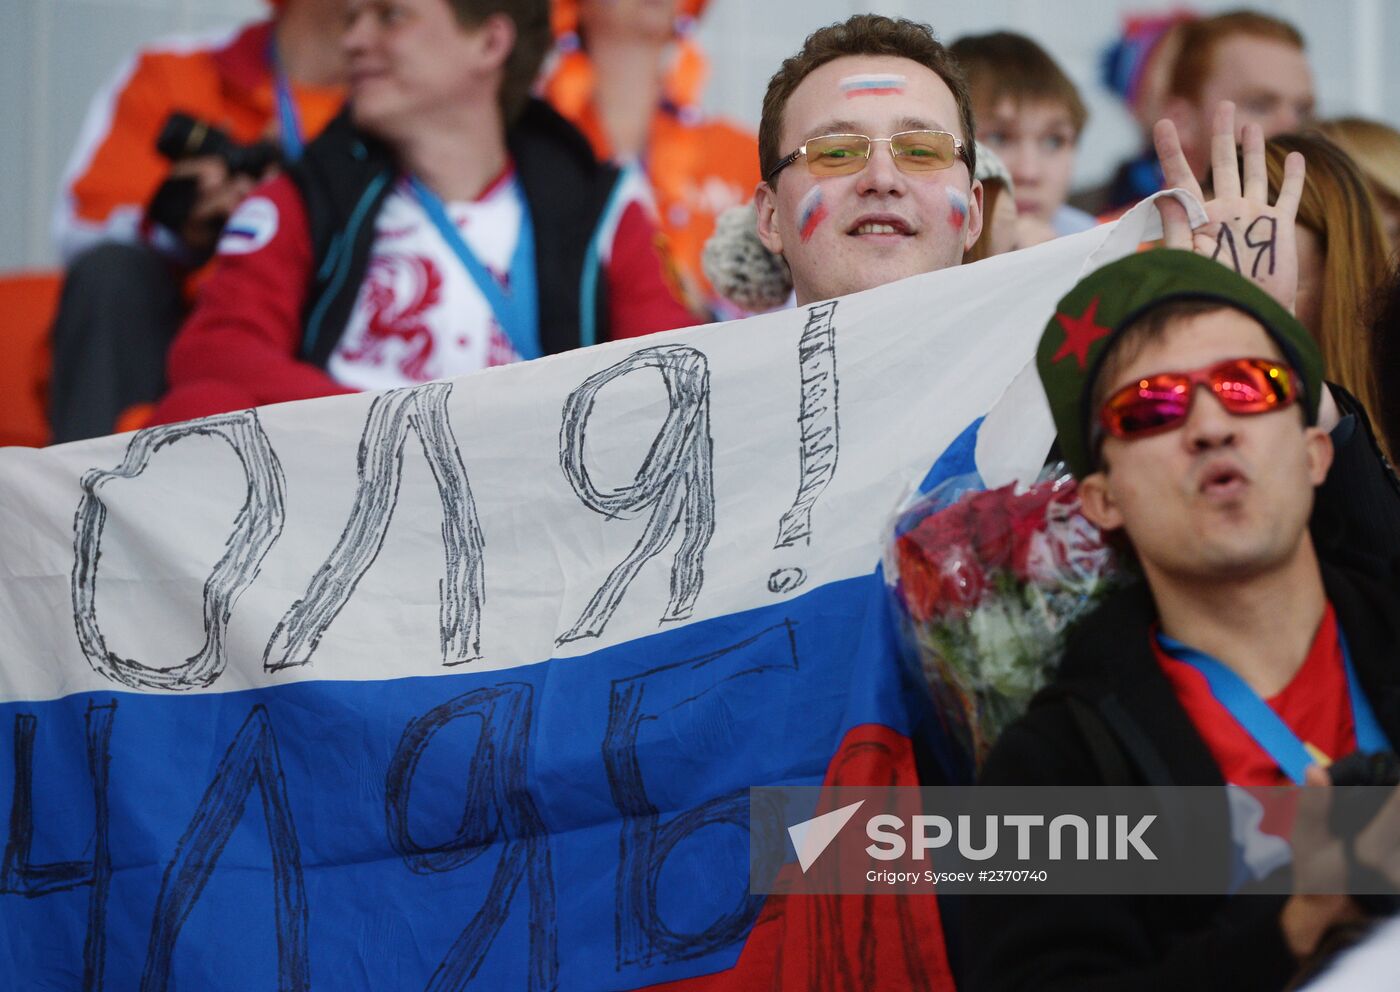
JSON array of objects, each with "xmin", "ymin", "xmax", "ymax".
[{"xmin": 146, "ymin": 112, "xmax": 282, "ymax": 259}]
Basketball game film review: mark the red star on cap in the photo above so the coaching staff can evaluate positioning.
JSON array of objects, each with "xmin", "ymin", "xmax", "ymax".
[{"xmin": 1051, "ymin": 296, "xmax": 1111, "ymax": 369}]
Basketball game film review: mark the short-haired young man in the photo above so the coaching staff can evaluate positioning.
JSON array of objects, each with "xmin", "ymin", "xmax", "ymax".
[
  {"xmin": 950, "ymin": 31, "xmax": 1095, "ymax": 244},
  {"xmin": 752, "ymin": 14, "xmax": 984, "ymax": 306},
  {"xmin": 1163, "ymin": 10, "xmax": 1315, "ymax": 181},
  {"xmin": 152, "ymin": 0, "xmax": 693, "ymax": 424},
  {"xmin": 966, "ymin": 248, "xmax": 1400, "ymax": 991}
]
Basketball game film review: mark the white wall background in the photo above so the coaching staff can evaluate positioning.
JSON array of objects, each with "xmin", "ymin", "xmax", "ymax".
[{"xmin": 2, "ymin": 0, "xmax": 1397, "ymax": 272}]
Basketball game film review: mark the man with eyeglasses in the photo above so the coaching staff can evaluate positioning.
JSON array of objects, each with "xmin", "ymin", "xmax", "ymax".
[
  {"xmin": 752, "ymin": 15, "xmax": 983, "ymax": 305},
  {"xmin": 964, "ymin": 249, "xmax": 1400, "ymax": 990}
]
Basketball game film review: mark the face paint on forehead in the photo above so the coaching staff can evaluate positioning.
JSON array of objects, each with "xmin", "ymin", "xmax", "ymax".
[
  {"xmin": 945, "ymin": 186, "xmax": 968, "ymax": 231},
  {"xmin": 798, "ymin": 185, "xmax": 828, "ymax": 243},
  {"xmin": 839, "ymin": 74, "xmax": 908, "ymax": 98}
]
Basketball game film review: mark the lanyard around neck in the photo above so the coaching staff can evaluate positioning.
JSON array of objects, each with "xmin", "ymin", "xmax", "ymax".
[
  {"xmin": 268, "ymin": 37, "xmax": 304, "ymax": 161},
  {"xmin": 409, "ymin": 176, "xmax": 541, "ymax": 362},
  {"xmin": 1158, "ymin": 626, "xmax": 1390, "ymax": 784}
]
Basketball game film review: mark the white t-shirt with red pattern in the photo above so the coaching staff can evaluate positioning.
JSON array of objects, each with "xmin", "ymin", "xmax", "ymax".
[
  {"xmin": 328, "ymin": 171, "xmax": 524, "ymax": 391},
  {"xmin": 153, "ymin": 162, "xmax": 697, "ymax": 426}
]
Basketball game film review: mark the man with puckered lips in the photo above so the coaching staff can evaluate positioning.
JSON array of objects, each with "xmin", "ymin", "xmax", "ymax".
[{"xmin": 965, "ymin": 248, "xmax": 1400, "ymax": 992}]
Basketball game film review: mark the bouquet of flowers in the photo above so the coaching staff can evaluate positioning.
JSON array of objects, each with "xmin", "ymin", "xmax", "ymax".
[{"xmin": 887, "ymin": 464, "xmax": 1123, "ymax": 768}]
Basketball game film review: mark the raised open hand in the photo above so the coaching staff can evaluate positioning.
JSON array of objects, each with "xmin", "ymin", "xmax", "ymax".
[{"xmin": 1154, "ymin": 101, "xmax": 1306, "ymax": 312}]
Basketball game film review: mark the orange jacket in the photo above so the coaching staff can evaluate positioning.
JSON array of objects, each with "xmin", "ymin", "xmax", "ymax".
[
  {"xmin": 544, "ymin": 46, "xmax": 759, "ymax": 317},
  {"xmin": 54, "ymin": 19, "xmax": 342, "ymax": 264}
]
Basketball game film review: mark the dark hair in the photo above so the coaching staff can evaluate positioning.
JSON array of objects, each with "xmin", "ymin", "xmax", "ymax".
[
  {"xmin": 950, "ymin": 32, "xmax": 1087, "ymax": 136},
  {"xmin": 448, "ymin": 0, "xmax": 551, "ymax": 123},
  {"xmin": 758, "ymin": 14, "xmax": 976, "ymax": 186},
  {"xmin": 1167, "ymin": 10, "xmax": 1304, "ymax": 104}
]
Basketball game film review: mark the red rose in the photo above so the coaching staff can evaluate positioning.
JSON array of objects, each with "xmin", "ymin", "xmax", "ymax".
[
  {"xmin": 1005, "ymin": 483, "xmax": 1059, "ymax": 577},
  {"xmin": 903, "ymin": 497, "xmax": 977, "ymax": 564},
  {"xmin": 896, "ymin": 501, "xmax": 986, "ymax": 621},
  {"xmin": 967, "ymin": 487, "xmax": 1015, "ymax": 570},
  {"xmin": 935, "ymin": 547, "xmax": 987, "ymax": 612},
  {"xmin": 895, "ymin": 534, "xmax": 943, "ymax": 622}
]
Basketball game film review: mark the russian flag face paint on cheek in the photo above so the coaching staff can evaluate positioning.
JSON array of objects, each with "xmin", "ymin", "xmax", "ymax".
[
  {"xmin": 945, "ymin": 187, "xmax": 969, "ymax": 231},
  {"xmin": 839, "ymin": 74, "xmax": 907, "ymax": 98},
  {"xmin": 798, "ymin": 186, "xmax": 829, "ymax": 242}
]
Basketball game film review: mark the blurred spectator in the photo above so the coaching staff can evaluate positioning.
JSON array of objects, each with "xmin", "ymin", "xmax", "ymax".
[
  {"xmin": 964, "ymin": 142, "xmax": 1017, "ymax": 264},
  {"xmin": 543, "ymin": 0, "xmax": 759, "ymax": 318},
  {"xmin": 951, "ymin": 31, "xmax": 1093, "ymax": 246},
  {"xmin": 1264, "ymin": 133, "xmax": 1393, "ymax": 457},
  {"xmin": 1163, "ymin": 10, "xmax": 1314, "ymax": 181},
  {"xmin": 49, "ymin": 0, "xmax": 347, "ymax": 443},
  {"xmin": 152, "ymin": 0, "xmax": 693, "ymax": 427},
  {"xmin": 1316, "ymin": 118, "xmax": 1400, "ymax": 253},
  {"xmin": 1073, "ymin": 10, "xmax": 1195, "ymax": 217}
]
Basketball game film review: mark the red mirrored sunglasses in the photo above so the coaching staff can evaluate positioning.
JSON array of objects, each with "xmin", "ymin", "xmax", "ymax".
[{"xmin": 1098, "ymin": 357, "xmax": 1300, "ymax": 441}]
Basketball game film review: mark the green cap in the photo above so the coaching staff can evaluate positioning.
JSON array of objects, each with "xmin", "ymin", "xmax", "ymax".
[{"xmin": 1036, "ymin": 249, "xmax": 1323, "ymax": 478}]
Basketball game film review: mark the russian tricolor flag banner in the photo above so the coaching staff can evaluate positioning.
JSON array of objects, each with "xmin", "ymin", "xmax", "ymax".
[{"xmin": 0, "ymin": 197, "xmax": 1191, "ymax": 990}]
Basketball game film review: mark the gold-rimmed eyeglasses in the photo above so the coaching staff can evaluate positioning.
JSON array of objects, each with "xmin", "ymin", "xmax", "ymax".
[{"xmin": 764, "ymin": 130, "xmax": 967, "ymax": 185}]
